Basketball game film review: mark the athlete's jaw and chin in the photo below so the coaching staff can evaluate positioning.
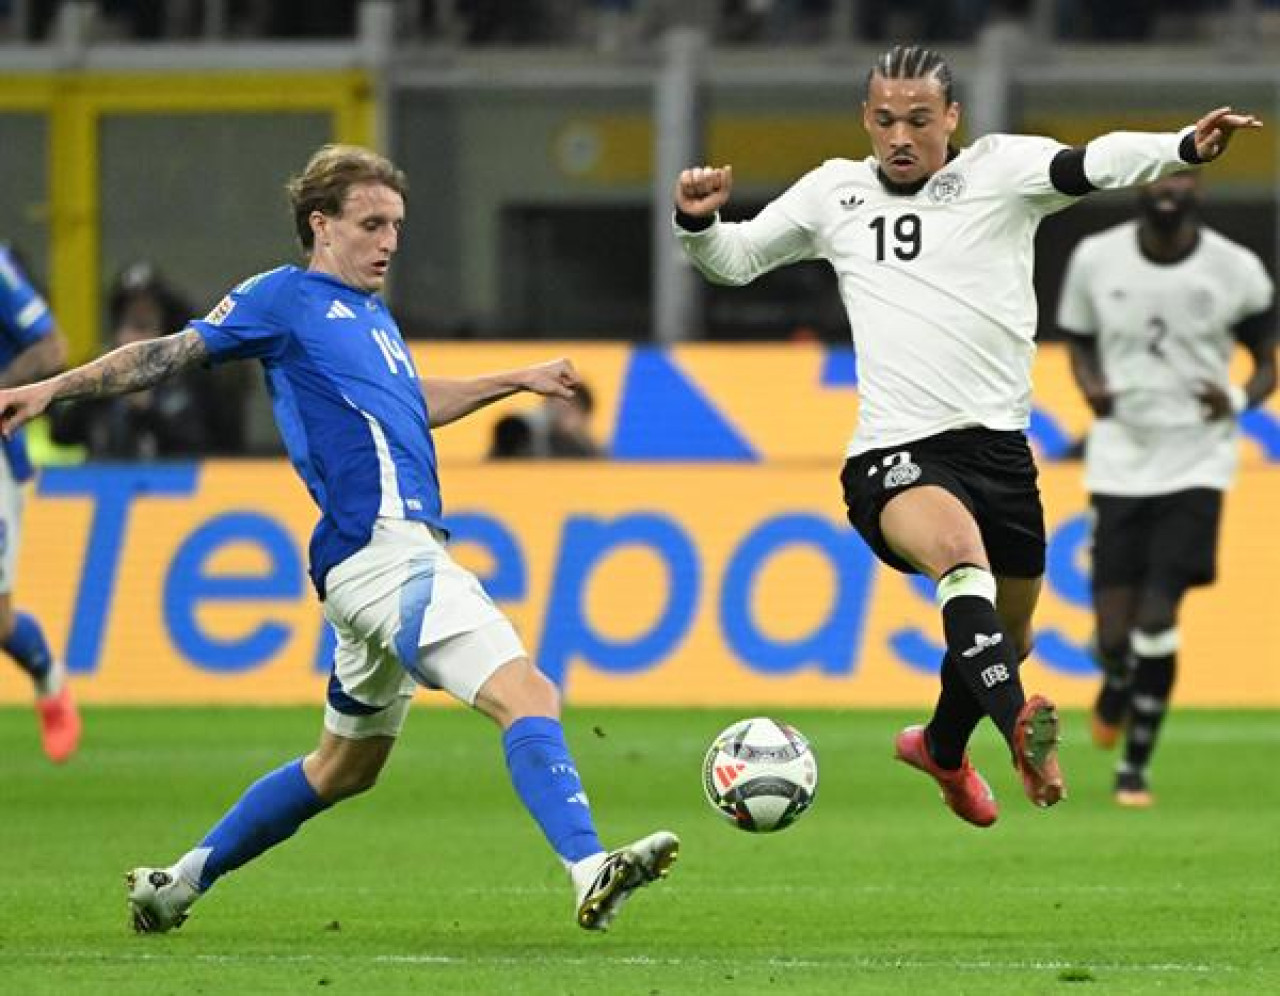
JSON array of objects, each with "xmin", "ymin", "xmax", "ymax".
[
  {"xmin": 862, "ymin": 75, "xmax": 960, "ymax": 187},
  {"xmin": 307, "ymin": 181, "xmax": 404, "ymax": 293}
]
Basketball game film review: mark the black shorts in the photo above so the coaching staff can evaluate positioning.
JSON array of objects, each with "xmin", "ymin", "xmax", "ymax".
[
  {"xmin": 840, "ymin": 426, "xmax": 1046, "ymax": 578},
  {"xmin": 1090, "ymin": 488, "xmax": 1223, "ymax": 593}
]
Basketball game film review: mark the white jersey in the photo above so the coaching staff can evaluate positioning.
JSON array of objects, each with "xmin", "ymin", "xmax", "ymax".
[
  {"xmin": 676, "ymin": 129, "xmax": 1199, "ymax": 455},
  {"xmin": 1057, "ymin": 222, "xmax": 1273, "ymax": 495}
]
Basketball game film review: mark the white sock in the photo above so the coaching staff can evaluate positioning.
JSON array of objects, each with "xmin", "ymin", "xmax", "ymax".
[
  {"xmin": 173, "ymin": 848, "xmax": 211, "ymax": 893},
  {"xmin": 35, "ymin": 658, "xmax": 65, "ymax": 699},
  {"xmin": 569, "ymin": 850, "xmax": 608, "ymax": 898}
]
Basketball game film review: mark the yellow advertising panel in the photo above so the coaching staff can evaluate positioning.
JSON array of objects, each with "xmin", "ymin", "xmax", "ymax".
[
  {"xmin": 416, "ymin": 342, "xmax": 1280, "ymax": 469},
  {"xmin": 3, "ymin": 461, "xmax": 1276, "ymax": 707}
]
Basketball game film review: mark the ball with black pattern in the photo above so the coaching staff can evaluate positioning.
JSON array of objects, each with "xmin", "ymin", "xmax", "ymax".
[{"xmin": 701, "ymin": 716, "xmax": 818, "ymax": 833}]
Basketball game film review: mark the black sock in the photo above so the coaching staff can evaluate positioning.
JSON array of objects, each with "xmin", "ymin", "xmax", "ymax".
[
  {"xmin": 937, "ymin": 565, "xmax": 1026, "ymax": 746},
  {"xmin": 1093, "ymin": 640, "xmax": 1134, "ymax": 726},
  {"xmin": 925, "ymin": 653, "xmax": 984, "ymax": 770},
  {"xmin": 1122, "ymin": 648, "xmax": 1176, "ymax": 776}
]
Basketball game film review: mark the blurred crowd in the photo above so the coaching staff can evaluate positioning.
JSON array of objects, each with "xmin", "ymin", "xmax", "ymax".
[
  {"xmin": 44, "ymin": 262, "xmax": 250, "ymax": 461},
  {"xmin": 0, "ymin": 0, "xmax": 1253, "ymax": 45}
]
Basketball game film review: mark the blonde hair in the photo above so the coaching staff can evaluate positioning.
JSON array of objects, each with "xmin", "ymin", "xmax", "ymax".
[{"xmin": 285, "ymin": 144, "xmax": 408, "ymax": 251}]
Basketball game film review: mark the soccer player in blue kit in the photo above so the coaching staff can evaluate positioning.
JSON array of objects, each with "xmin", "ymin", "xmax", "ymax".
[
  {"xmin": 0, "ymin": 146, "xmax": 677, "ymax": 933},
  {"xmin": 0, "ymin": 244, "xmax": 78, "ymax": 762}
]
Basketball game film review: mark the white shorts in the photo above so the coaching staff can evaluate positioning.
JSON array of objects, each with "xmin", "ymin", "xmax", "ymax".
[
  {"xmin": 0, "ymin": 455, "xmax": 25, "ymax": 595},
  {"xmin": 321, "ymin": 518, "xmax": 527, "ymax": 739}
]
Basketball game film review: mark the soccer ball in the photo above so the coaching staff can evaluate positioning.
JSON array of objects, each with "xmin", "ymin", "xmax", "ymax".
[{"xmin": 702, "ymin": 717, "xmax": 818, "ymax": 833}]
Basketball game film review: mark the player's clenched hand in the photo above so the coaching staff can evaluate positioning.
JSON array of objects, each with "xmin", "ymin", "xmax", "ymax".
[
  {"xmin": 1195, "ymin": 381, "xmax": 1235, "ymax": 421},
  {"xmin": 676, "ymin": 165, "xmax": 734, "ymax": 217},
  {"xmin": 1192, "ymin": 106, "xmax": 1262, "ymax": 162},
  {"xmin": 0, "ymin": 382, "xmax": 54, "ymax": 438},
  {"xmin": 520, "ymin": 358, "xmax": 580, "ymax": 400},
  {"xmin": 1082, "ymin": 385, "xmax": 1114, "ymax": 418}
]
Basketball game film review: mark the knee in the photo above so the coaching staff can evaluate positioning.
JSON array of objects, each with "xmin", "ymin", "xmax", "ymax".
[
  {"xmin": 487, "ymin": 664, "xmax": 562, "ymax": 729},
  {"xmin": 930, "ymin": 533, "xmax": 987, "ymax": 577},
  {"xmin": 1133, "ymin": 610, "xmax": 1178, "ymax": 637},
  {"xmin": 506, "ymin": 667, "xmax": 562, "ymax": 721},
  {"xmin": 1095, "ymin": 624, "xmax": 1130, "ymax": 662}
]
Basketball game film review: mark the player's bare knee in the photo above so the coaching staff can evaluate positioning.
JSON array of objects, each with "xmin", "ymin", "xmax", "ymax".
[
  {"xmin": 503, "ymin": 666, "xmax": 560, "ymax": 722},
  {"xmin": 929, "ymin": 533, "xmax": 987, "ymax": 579},
  {"xmin": 1096, "ymin": 625, "xmax": 1131, "ymax": 662},
  {"xmin": 1134, "ymin": 609, "xmax": 1178, "ymax": 636},
  {"xmin": 476, "ymin": 657, "xmax": 561, "ymax": 728}
]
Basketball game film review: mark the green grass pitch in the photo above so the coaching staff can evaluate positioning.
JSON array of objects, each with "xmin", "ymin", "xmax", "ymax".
[{"xmin": 2, "ymin": 706, "xmax": 1277, "ymax": 994}]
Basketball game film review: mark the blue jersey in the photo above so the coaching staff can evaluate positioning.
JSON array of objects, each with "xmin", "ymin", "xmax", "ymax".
[
  {"xmin": 191, "ymin": 266, "xmax": 443, "ymax": 597},
  {"xmin": 0, "ymin": 246, "xmax": 56, "ymax": 482}
]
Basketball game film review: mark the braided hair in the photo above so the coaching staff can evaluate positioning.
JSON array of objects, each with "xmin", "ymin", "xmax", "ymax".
[{"xmin": 865, "ymin": 45, "xmax": 955, "ymax": 103}]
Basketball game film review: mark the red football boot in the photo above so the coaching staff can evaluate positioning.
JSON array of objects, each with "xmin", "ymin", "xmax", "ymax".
[
  {"xmin": 894, "ymin": 725, "xmax": 998, "ymax": 827},
  {"xmin": 36, "ymin": 684, "xmax": 81, "ymax": 764},
  {"xmin": 1013, "ymin": 695, "xmax": 1065, "ymax": 808}
]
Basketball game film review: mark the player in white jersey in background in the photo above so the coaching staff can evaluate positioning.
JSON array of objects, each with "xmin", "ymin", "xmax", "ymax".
[
  {"xmin": 1058, "ymin": 171, "xmax": 1276, "ymax": 807},
  {"xmin": 673, "ymin": 44, "xmax": 1261, "ymax": 827},
  {"xmin": 0, "ymin": 146, "xmax": 677, "ymax": 933}
]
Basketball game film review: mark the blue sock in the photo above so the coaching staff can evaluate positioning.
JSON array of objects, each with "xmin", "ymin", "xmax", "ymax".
[
  {"xmin": 3, "ymin": 611, "xmax": 52, "ymax": 686},
  {"xmin": 185, "ymin": 759, "xmax": 330, "ymax": 892},
  {"xmin": 503, "ymin": 717, "xmax": 604, "ymax": 864}
]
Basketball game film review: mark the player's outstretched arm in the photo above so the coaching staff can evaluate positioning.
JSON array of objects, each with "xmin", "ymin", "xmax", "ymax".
[
  {"xmin": 0, "ymin": 328, "xmax": 208, "ymax": 438},
  {"xmin": 422, "ymin": 358, "xmax": 579, "ymax": 429},
  {"xmin": 1046, "ymin": 108, "xmax": 1263, "ymax": 199},
  {"xmin": 1187, "ymin": 106, "xmax": 1263, "ymax": 162}
]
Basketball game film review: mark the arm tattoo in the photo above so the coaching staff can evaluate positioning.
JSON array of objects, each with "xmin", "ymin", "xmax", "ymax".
[{"xmin": 54, "ymin": 329, "xmax": 209, "ymax": 401}]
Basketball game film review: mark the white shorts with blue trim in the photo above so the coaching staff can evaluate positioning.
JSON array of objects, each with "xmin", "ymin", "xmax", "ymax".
[
  {"xmin": 0, "ymin": 454, "xmax": 25, "ymax": 595},
  {"xmin": 321, "ymin": 518, "xmax": 526, "ymax": 739}
]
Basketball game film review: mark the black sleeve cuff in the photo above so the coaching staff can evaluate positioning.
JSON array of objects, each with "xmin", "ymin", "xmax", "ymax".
[
  {"xmin": 1048, "ymin": 147, "xmax": 1097, "ymax": 197},
  {"xmin": 1178, "ymin": 130, "xmax": 1204, "ymax": 164},
  {"xmin": 675, "ymin": 209, "xmax": 716, "ymax": 233}
]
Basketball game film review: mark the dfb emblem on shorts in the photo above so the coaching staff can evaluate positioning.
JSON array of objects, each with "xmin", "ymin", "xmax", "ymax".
[
  {"xmin": 927, "ymin": 172, "xmax": 966, "ymax": 204},
  {"xmin": 883, "ymin": 460, "xmax": 922, "ymax": 489}
]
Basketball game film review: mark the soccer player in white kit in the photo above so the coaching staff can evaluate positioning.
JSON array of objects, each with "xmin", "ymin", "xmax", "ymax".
[
  {"xmin": 0, "ymin": 146, "xmax": 677, "ymax": 933},
  {"xmin": 1058, "ymin": 171, "xmax": 1276, "ymax": 807},
  {"xmin": 673, "ymin": 44, "xmax": 1261, "ymax": 827}
]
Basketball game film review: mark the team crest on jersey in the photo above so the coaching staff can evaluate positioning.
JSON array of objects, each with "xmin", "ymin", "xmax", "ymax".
[
  {"xmin": 884, "ymin": 461, "xmax": 922, "ymax": 489},
  {"xmin": 927, "ymin": 172, "xmax": 966, "ymax": 204},
  {"xmin": 203, "ymin": 295, "xmax": 236, "ymax": 326},
  {"xmin": 1188, "ymin": 287, "xmax": 1216, "ymax": 320}
]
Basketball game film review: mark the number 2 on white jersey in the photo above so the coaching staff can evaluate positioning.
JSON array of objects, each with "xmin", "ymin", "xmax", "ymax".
[
  {"xmin": 370, "ymin": 327, "xmax": 414, "ymax": 377},
  {"xmin": 1145, "ymin": 315, "xmax": 1169, "ymax": 359}
]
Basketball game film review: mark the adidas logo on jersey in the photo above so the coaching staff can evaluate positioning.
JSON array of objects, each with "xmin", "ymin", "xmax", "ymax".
[
  {"xmin": 326, "ymin": 300, "xmax": 356, "ymax": 320},
  {"xmin": 962, "ymin": 633, "xmax": 1004, "ymax": 659},
  {"xmin": 839, "ymin": 194, "xmax": 865, "ymax": 210}
]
